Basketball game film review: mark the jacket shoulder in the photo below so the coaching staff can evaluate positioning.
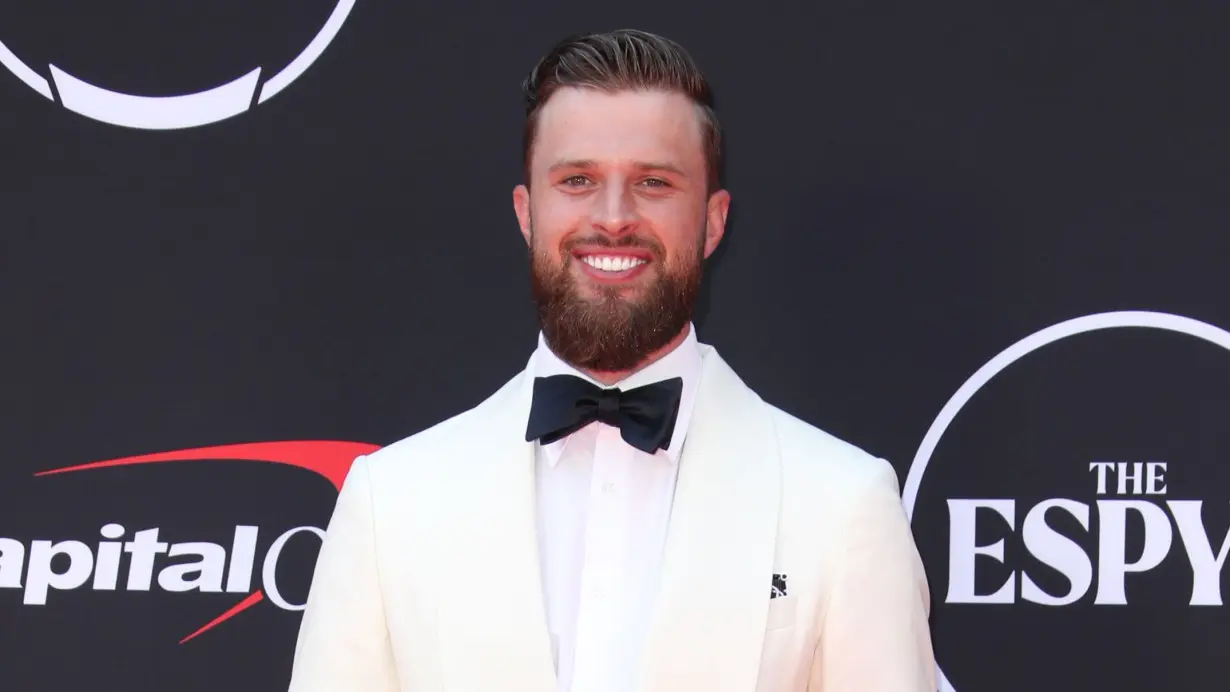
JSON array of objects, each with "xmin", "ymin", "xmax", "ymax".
[
  {"xmin": 766, "ymin": 403, "xmax": 900, "ymax": 493},
  {"xmin": 362, "ymin": 370, "xmax": 525, "ymax": 475}
]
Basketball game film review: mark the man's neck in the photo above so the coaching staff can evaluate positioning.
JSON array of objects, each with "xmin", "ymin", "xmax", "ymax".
[{"xmin": 581, "ymin": 324, "xmax": 692, "ymax": 386}]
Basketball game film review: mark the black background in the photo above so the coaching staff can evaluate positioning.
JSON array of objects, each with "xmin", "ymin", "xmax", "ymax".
[{"xmin": 3, "ymin": 1, "xmax": 1229, "ymax": 690}]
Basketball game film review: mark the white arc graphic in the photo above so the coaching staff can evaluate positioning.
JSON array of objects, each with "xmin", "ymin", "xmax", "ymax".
[
  {"xmin": 263, "ymin": 526, "xmax": 325, "ymax": 611},
  {"xmin": 904, "ymin": 310, "xmax": 1230, "ymax": 692},
  {"xmin": 0, "ymin": 0, "xmax": 355, "ymax": 130},
  {"xmin": 50, "ymin": 66, "xmax": 262, "ymax": 130},
  {"xmin": 0, "ymin": 37, "xmax": 51, "ymax": 99}
]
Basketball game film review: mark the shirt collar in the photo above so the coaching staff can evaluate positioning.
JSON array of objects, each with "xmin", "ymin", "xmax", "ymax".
[{"xmin": 529, "ymin": 324, "xmax": 703, "ymax": 467}]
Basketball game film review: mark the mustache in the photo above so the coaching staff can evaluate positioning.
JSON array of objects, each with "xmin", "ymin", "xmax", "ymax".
[{"xmin": 560, "ymin": 233, "xmax": 666, "ymax": 259}]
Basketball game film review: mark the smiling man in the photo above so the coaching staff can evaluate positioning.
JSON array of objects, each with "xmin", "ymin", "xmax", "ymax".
[{"xmin": 288, "ymin": 29, "xmax": 936, "ymax": 692}]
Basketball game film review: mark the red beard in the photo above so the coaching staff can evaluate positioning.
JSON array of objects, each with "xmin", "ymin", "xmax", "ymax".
[{"xmin": 529, "ymin": 231, "xmax": 703, "ymax": 372}]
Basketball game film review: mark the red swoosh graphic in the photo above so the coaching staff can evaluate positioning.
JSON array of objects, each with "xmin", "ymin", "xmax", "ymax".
[
  {"xmin": 34, "ymin": 440, "xmax": 379, "ymax": 491},
  {"xmin": 180, "ymin": 590, "xmax": 266, "ymax": 644},
  {"xmin": 34, "ymin": 440, "xmax": 381, "ymax": 642}
]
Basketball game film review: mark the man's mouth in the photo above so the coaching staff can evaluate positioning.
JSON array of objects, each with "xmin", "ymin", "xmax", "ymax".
[
  {"xmin": 572, "ymin": 250, "xmax": 653, "ymax": 282},
  {"xmin": 581, "ymin": 254, "xmax": 647, "ymax": 272}
]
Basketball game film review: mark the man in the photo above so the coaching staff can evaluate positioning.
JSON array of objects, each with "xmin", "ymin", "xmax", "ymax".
[{"xmin": 288, "ymin": 29, "xmax": 935, "ymax": 692}]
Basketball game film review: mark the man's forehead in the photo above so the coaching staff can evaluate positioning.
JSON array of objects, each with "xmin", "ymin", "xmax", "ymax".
[{"xmin": 532, "ymin": 87, "xmax": 705, "ymax": 167}]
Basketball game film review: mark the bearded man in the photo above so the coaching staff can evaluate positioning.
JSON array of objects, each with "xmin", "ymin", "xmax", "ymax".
[{"xmin": 288, "ymin": 29, "xmax": 936, "ymax": 692}]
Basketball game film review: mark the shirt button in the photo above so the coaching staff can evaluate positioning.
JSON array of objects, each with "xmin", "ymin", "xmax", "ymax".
[{"xmin": 602, "ymin": 482, "xmax": 616, "ymax": 494}]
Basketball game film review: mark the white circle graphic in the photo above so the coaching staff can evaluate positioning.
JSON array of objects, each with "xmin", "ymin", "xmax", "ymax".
[
  {"xmin": 0, "ymin": 0, "xmax": 355, "ymax": 130},
  {"xmin": 263, "ymin": 526, "xmax": 325, "ymax": 611},
  {"xmin": 903, "ymin": 310, "xmax": 1230, "ymax": 692}
]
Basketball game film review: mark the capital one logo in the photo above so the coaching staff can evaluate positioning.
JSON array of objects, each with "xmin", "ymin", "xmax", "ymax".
[
  {"xmin": 0, "ymin": 0, "xmax": 355, "ymax": 129},
  {"xmin": 904, "ymin": 311, "xmax": 1230, "ymax": 691},
  {"xmin": 0, "ymin": 440, "xmax": 377, "ymax": 643}
]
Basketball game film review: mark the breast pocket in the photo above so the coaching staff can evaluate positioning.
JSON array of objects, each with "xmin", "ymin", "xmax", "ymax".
[
  {"xmin": 756, "ymin": 595, "xmax": 802, "ymax": 692},
  {"xmin": 765, "ymin": 594, "xmax": 796, "ymax": 631}
]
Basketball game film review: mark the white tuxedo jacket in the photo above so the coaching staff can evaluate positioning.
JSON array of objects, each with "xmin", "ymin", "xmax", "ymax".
[{"xmin": 288, "ymin": 345, "xmax": 936, "ymax": 692}]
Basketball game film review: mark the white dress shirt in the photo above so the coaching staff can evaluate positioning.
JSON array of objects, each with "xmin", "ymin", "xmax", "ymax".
[{"xmin": 530, "ymin": 325, "xmax": 703, "ymax": 692}]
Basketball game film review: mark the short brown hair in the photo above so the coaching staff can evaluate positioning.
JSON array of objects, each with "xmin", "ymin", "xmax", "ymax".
[{"xmin": 521, "ymin": 29, "xmax": 722, "ymax": 193}]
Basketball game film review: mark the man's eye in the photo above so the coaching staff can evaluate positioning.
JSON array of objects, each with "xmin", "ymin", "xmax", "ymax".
[
  {"xmin": 641, "ymin": 178, "xmax": 669, "ymax": 188},
  {"xmin": 562, "ymin": 175, "xmax": 590, "ymax": 186}
]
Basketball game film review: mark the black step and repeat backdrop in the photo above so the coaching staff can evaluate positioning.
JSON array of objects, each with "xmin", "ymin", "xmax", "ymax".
[{"xmin": 3, "ymin": 2, "xmax": 1229, "ymax": 690}]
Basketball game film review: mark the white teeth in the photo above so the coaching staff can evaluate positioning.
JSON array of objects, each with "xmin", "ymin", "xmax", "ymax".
[{"xmin": 582, "ymin": 255, "xmax": 646, "ymax": 272}]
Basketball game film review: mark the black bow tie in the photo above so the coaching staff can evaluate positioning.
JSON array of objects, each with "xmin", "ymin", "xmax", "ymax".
[{"xmin": 525, "ymin": 374, "xmax": 684, "ymax": 454}]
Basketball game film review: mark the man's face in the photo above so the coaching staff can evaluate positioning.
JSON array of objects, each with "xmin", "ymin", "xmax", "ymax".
[{"xmin": 513, "ymin": 87, "xmax": 730, "ymax": 373}]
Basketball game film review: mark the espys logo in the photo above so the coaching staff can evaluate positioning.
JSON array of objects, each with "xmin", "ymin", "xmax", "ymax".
[
  {"xmin": 905, "ymin": 311, "xmax": 1230, "ymax": 691},
  {"xmin": 0, "ymin": 0, "xmax": 355, "ymax": 129},
  {"xmin": 0, "ymin": 440, "xmax": 377, "ymax": 643}
]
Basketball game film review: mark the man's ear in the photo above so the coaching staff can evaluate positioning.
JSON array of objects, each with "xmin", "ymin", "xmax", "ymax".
[
  {"xmin": 513, "ymin": 184, "xmax": 532, "ymax": 246},
  {"xmin": 703, "ymin": 189, "xmax": 731, "ymax": 258}
]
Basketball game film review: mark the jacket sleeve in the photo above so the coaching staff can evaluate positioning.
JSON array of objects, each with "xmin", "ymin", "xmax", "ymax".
[
  {"xmin": 287, "ymin": 455, "xmax": 400, "ymax": 692},
  {"xmin": 808, "ymin": 459, "xmax": 937, "ymax": 692}
]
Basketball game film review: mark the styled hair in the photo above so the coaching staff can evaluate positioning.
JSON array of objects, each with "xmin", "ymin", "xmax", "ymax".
[{"xmin": 521, "ymin": 29, "xmax": 722, "ymax": 192}]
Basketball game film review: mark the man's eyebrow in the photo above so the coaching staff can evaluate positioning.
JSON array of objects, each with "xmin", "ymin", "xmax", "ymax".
[
  {"xmin": 632, "ymin": 161, "xmax": 688, "ymax": 177},
  {"xmin": 546, "ymin": 159, "xmax": 595, "ymax": 173}
]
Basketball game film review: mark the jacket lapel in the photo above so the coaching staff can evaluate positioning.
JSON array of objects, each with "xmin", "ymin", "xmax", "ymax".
[
  {"xmin": 429, "ymin": 348, "xmax": 781, "ymax": 692},
  {"xmin": 433, "ymin": 368, "xmax": 557, "ymax": 692},
  {"xmin": 635, "ymin": 347, "xmax": 783, "ymax": 692}
]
